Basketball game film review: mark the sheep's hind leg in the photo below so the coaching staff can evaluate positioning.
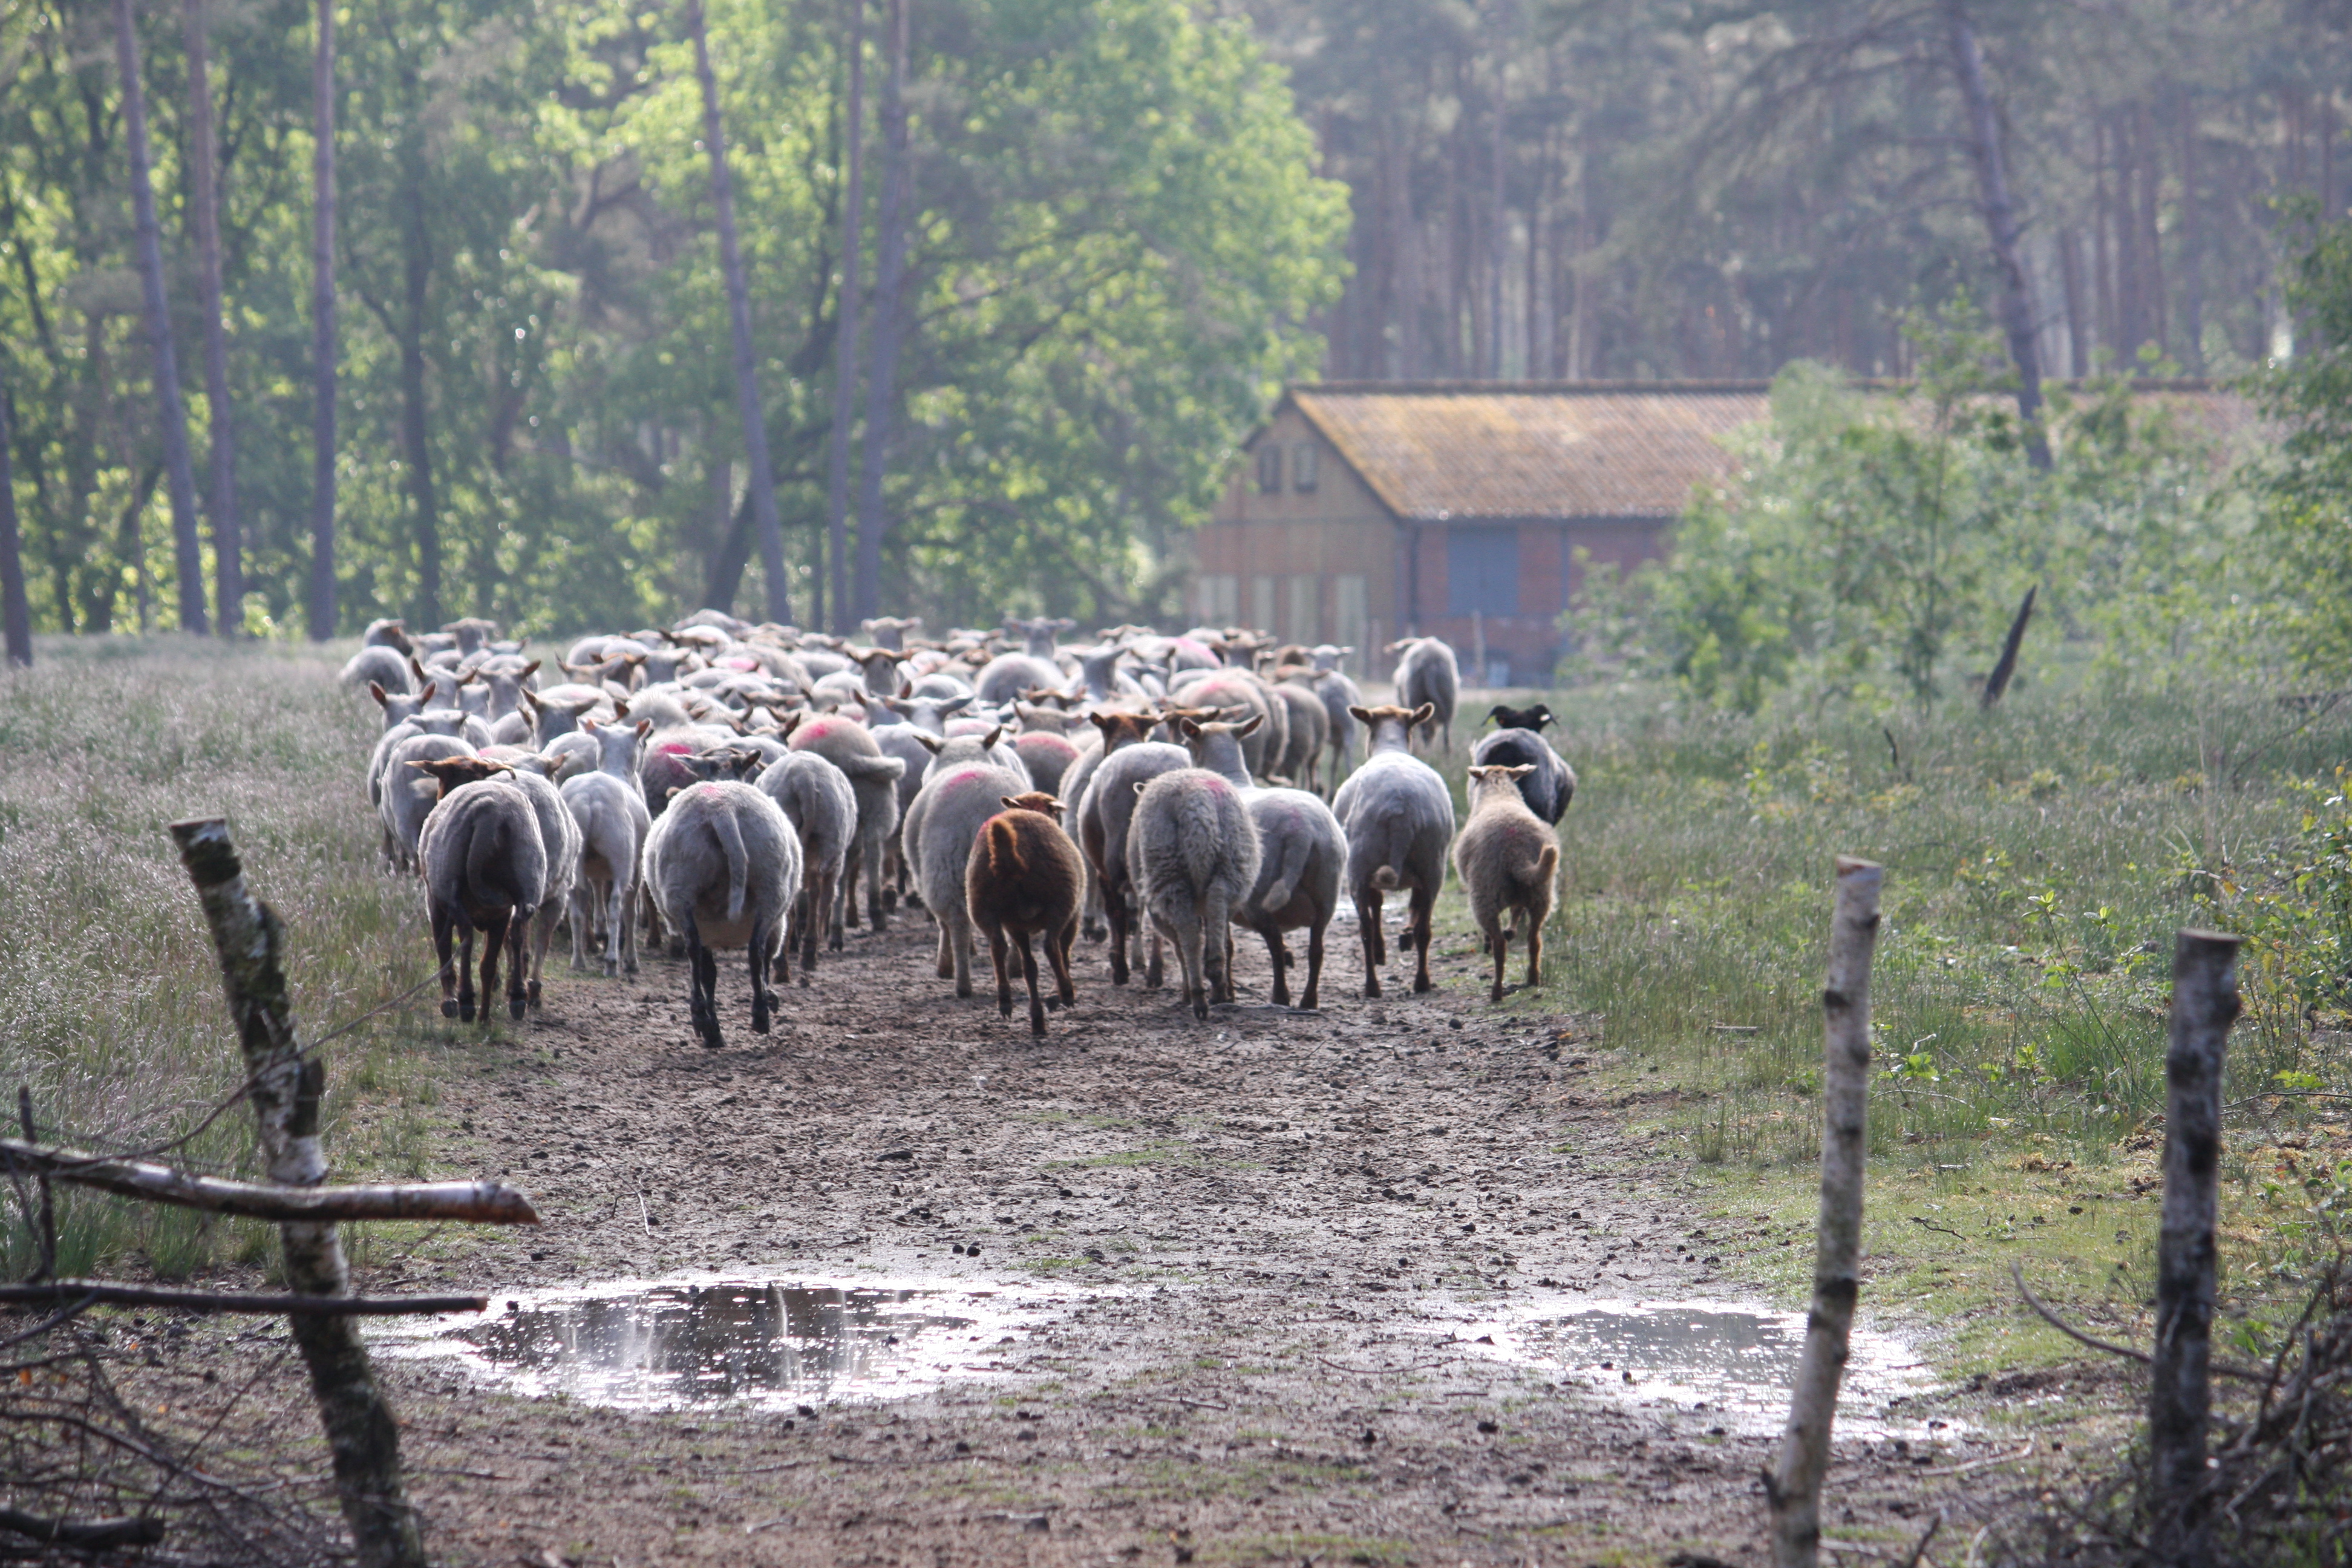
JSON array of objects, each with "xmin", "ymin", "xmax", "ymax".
[
  {"xmin": 455, "ymin": 919, "xmax": 480, "ymax": 1024},
  {"xmin": 505, "ymin": 908, "xmax": 531, "ymax": 1021},
  {"xmin": 1016, "ymin": 931, "xmax": 1045, "ymax": 1036},
  {"xmin": 1410, "ymin": 889, "xmax": 1436, "ymax": 994},
  {"xmin": 1357, "ymin": 892, "xmax": 1384, "ymax": 999},
  {"xmin": 432, "ymin": 903, "xmax": 460, "ymax": 1018},
  {"xmin": 987, "ymin": 921, "xmax": 1014, "ymax": 1020},
  {"xmin": 1489, "ymin": 922, "xmax": 1509, "ymax": 1004},
  {"xmin": 1262, "ymin": 928, "xmax": 1291, "ymax": 1007},
  {"xmin": 1524, "ymin": 904, "xmax": 1544, "ymax": 990},
  {"xmin": 750, "ymin": 917, "xmax": 774, "ymax": 1035},
  {"xmin": 1046, "ymin": 916, "xmax": 1077, "ymax": 1009},
  {"xmin": 1302, "ymin": 917, "xmax": 1326, "ymax": 1011}
]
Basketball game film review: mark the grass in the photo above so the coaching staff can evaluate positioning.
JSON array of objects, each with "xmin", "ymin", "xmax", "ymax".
[
  {"xmin": 0, "ymin": 634, "xmax": 459, "ymax": 1279},
  {"xmin": 1430, "ymin": 656, "xmax": 2352, "ymax": 1357}
]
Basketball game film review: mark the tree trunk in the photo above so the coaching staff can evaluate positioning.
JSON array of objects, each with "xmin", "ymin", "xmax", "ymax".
[
  {"xmin": 1941, "ymin": 1, "xmax": 2048, "ymax": 469},
  {"xmin": 825, "ymin": 0, "xmax": 867, "ymax": 635},
  {"xmin": 2115, "ymin": 113, "xmax": 2146, "ymax": 356},
  {"xmin": 399, "ymin": 165, "xmax": 440, "ymax": 629},
  {"xmin": 168, "ymin": 819, "xmax": 426, "ymax": 1568},
  {"xmin": 2178, "ymin": 93, "xmax": 2203, "ymax": 373},
  {"xmin": 1488, "ymin": 34, "xmax": 1507, "ymax": 379},
  {"xmin": 113, "ymin": 0, "xmax": 209, "ymax": 634},
  {"xmin": 2149, "ymin": 929, "xmax": 2243, "ymax": 1568},
  {"xmin": 688, "ymin": 0, "xmax": 792, "ymax": 627},
  {"xmin": 0, "ymin": 391, "xmax": 30, "ymax": 668},
  {"xmin": 2137, "ymin": 102, "xmax": 2167, "ymax": 358},
  {"xmin": 181, "ymin": 0, "xmax": 241, "ymax": 637},
  {"xmin": 854, "ymin": 0, "xmax": 911, "ymax": 625},
  {"xmin": 2057, "ymin": 226, "xmax": 2089, "ymax": 378},
  {"xmin": 2092, "ymin": 125, "xmax": 2117, "ymax": 356},
  {"xmin": 307, "ymin": 0, "xmax": 338, "ymax": 641},
  {"xmin": 1765, "ymin": 855, "xmax": 1883, "ymax": 1568}
]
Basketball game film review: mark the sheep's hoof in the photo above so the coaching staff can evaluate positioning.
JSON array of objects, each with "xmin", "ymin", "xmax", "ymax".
[
  {"xmin": 799, "ymin": 970, "xmax": 813, "ymax": 988},
  {"xmin": 1029, "ymin": 1016, "xmax": 1047, "ymax": 1038},
  {"xmin": 509, "ymin": 996, "xmax": 528, "ymax": 1021},
  {"xmin": 442, "ymin": 999, "xmax": 459, "ymax": 1019},
  {"xmin": 459, "ymin": 1002, "xmax": 477, "ymax": 1023},
  {"xmin": 751, "ymin": 1011, "xmax": 771, "ymax": 1035},
  {"xmin": 1413, "ymin": 976, "xmax": 1434, "ymax": 994},
  {"xmin": 601, "ymin": 961, "xmax": 618, "ymax": 979}
]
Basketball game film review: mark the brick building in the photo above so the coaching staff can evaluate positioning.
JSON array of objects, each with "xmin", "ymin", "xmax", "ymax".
[{"xmin": 1191, "ymin": 381, "xmax": 1768, "ymax": 685}]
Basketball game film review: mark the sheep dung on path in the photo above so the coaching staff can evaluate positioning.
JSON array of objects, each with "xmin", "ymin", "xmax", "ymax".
[
  {"xmin": 642, "ymin": 780, "xmax": 802, "ymax": 1049},
  {"xmin": 1452, "ymin": 763, "xmax": 1561, "ymax": 1002},
  {"xmin": 965, "ymin": 791, "xmax": 1083, "ymax": 1035},
  {"xmin": 1330, "ymin": 703, "xmax": 1455, "ymax": 998},
  {"xmin": 411, "ymin": 757, "xmax": 549, "ymax": 1024},
  {"xmin": 1126, "ymin": 768, "xmax": 1261, "ymax": 1020}
]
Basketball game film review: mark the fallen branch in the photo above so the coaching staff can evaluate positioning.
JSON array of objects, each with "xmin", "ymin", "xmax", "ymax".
[
  {"xmin": 2011, "ymin": 1263, "xmax": 2266, "ymax": 1382},
  {"xmin": 1917, "ymin": 1442, "xmax": 2032, "ymax": 1477},
  {"xmin": 0, "ymin": 1507, "xmax": 164, "ymax": 1550},
  {"xmin": 0, "ymin": 1137, "xmax": 538, "ymax": 1226},
  {"xmin": 0, "ymin": 1279, "xmax": 486, "ymax": 1316}
]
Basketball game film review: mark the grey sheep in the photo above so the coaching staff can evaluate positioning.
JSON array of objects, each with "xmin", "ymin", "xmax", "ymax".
[
  {"xmin": 1452, "ymin": 763, "xmax": 1561, "ymax": 1002},
  {"xmin": 412, "ymin": 757, "xmax": 549, "ymax": 1024},
  {"xmin": 901, "ymin": 752, "xmax": 1033, "ymax": 998},
  {"xmin": 1178, "ymin": 716, "xmax": 1345, "ymax": 1010},
  {"xmin": 1469, "ymin": 725, "xmax": 1576, "ymax": 825},
  {"xmin": 379, "ymin": 731, "xmax": 477, "ymax": 872},
  {"xmin": 1330, "ymin": 703, "xmax": 1456, "ymax": 997},
  {"xmin": 493, "ymin": 751, "xmax": 582, "ymax": 1010},
  {"xmin": 1384, "ymin": 638, "xmax": 1461, "ymax": 753},
  {"xmin": 1126, "ymin": 767, "xmax": 1261, "ymax": 1020},
  {"xmin": 757, "ymin": 749, "xmax": 858, "ymax": 979},
  {"xmin": 784, "ymin": 712, "xmax": 907, "ymax": 932},
  {"xmin": 342, "ymin": 645, "xmax": 413, "ymax": 691},
  {"xmin": 642, "ymin": 779, "xmax": 802, "ymax": 1048},
  {"xmin": 559, "ymin": 719, "xmax": 653, "ymax": 976},
  {"xmin": 1077, "ymin": 732, "xmax": 1192, "ymax": 986}
]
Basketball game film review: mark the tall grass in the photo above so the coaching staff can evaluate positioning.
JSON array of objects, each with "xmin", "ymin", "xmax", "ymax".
[
  {"xmin": 0, "ymin": 636, "xmax": 433, "ymax": 1278},
  {"xmin": 1469, "ymin": 663, "xmax": 2352, "ymax": 1174}
]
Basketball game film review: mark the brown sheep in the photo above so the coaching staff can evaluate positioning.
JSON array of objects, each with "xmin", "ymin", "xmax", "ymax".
[
  {"xmin": 965, "ymin": 791, "xmax": 1083, "ymax": 1036},
  {"xmin": 1452, "ymin": 763, "xmax": 1561, "ymax": 1002}
]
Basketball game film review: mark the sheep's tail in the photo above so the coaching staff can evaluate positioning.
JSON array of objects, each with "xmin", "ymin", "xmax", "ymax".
[
  {"xmin": 985, "ymin": 815, "xmax": 1024, "ymax": 881},
  {"xmin": 465, "ymin": 811, "xmax": 511, "ymax": 902},
  {"xmin": 1370, "ymin": 864, "xmax": 1402, "ymax": 891},
  {"xmin": 1535, "ymin": 843, "xmax": 1560, "ymax": 886},
  {"xmin": 1259, "ymin": 823, "xmax": 1311, "ymax": 910},
  {"xmin": 710, "ymin": 806, "xmax": 750, "ymax": 921}
]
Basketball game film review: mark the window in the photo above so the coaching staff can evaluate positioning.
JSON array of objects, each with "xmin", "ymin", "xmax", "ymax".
[
  {"xmin": 1255, "ymin": 443, "xmax": 1283, "ymax": 495},
  {"xmin": 1286, "ymin": 575, "xmax": 1320, "ymax": 644},
  {"xmin": 1333, "ymin": 575, "xmax": 1367, "ymax": 657},
  {"xmin": 1249, "ymin": 575, "xmax": 1276, "ymax": 632},
  {"xmin": 1446, "ymin": 529, "xmax": 1520, "ymax": 618},
  {"xmin": 1292, "ymin": 442, "xmax": 1319, "ymax": 493},
  {"xmin": 1197, "ymin": 574, "xmax": 1238, "ymax": 622}
]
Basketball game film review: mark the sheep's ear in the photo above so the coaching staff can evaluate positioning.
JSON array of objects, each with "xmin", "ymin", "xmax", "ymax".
[
  {"xmin": 368, "ymin": 681, "xmax": 390, "ymax": 707},
  {"xmin": 1089, "ymin": 711, "xmax": 1114, "ymax": 731},
  {"xmin": 614, "ymin": 699, "xmax": 632, "ymax": 717},
  {"xmin": 880, "ymin": 695, "xmax": 909, "ymax": 713},
  {"xmin": 1134, "ymin": 780, "xmax": 1148, "ymax": 796},
  {"xmin": 1178, "ymin": 717, "xmax": 1201, "ymax": 738},
  {"xmin": 1347, "ymin": 705, "xmax": 1374, "ymax": 724},
  {"xmin": 1467, "ymin": 765, "xmax": 1492, "ymax": 781},
  {"xmin": 898, "ymin": 679, "xmax": 914, "ymax": 698},
  {"xmin": 942, "ymin": 694, "xmax": 975, "ymax": 716},
  {"xmin": 914, "ymin": 733, "xmax": 944, "ymax": 755},
  {"xmin": 626, "ymin": 652, "xmax": 647, "ymax": 665},
  {"xmin": 633, "ymin": 720, "xmax": 652, "ymax": 737},
  {"xmin": 1412, "ymin": 702, "xmax": 1437, "ymax": 725},
  {"xmin": 521, "ymin": 689, "xmax": 542, "ymax": 711},
  {"xmin": 1001, "ymin": 796, "xmax": 1025, "ymax": 811},
  {"xmin": 521, "ymin": 659, "xmax": 541, "ymax": 679},
  {"xmin": 420, "ymin": 681, "xmax": 439, "ymax": 703},
  {"xmin": 665, "ymin": 786, "xmax": 682, "ymax": 802},
  {"xmin": 982, "ymin": 726, "xmax": 1004, "ymax": 749},
  {"xmin": 1236, "ymin": 713, "xmax": 1266, "ymax": 737},
  {"xmin": 1508, "ymin": 764, "xmax": 1538, "ymax": 779},
  {"xmin": 580, "ymin": 717, "xmax": 598, "ymax": 734}
]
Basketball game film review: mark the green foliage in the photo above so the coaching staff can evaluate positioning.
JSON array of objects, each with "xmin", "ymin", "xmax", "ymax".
[
  {"xmin": 1576, "ymin": 308, "xmax": 2259, "ymax": 712},
  {"xmin": 0, "ymin": 0, "xmax": 1346, "ymax": 638},
  {"xmin": 2252, "ymin": 207, "xmax": 2352, "ymax": 681}
]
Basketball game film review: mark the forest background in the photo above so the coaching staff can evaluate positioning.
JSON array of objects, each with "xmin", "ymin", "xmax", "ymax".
[{"xmin": 0, "ymin": 0, "xmax": 2348, "ymax": 644}]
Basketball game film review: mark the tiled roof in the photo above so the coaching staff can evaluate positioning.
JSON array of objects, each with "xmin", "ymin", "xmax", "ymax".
[
  {"xmin": 1285, "ymin": 382, "xmax": 1768, "ymax": 523},
  {"xmin": 1276, "ymin": 379, "xmax": 2257, "ymax": 524}
]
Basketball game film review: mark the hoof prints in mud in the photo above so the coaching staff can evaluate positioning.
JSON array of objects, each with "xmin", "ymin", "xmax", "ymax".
[{"xmin": 374, "ymin": 1279, "xmax": 1076, "ymax": 1408}]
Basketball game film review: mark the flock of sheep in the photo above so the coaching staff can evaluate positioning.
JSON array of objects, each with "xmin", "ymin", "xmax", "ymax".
[{"xmin": 347, "ymin": 612, "xmax": 1578, "ymax": 1044}]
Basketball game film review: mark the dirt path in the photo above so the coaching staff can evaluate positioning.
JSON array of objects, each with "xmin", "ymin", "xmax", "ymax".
[{"xmin": 132, "ymin": 912, "xmax": 1985, "ymax": 1566}]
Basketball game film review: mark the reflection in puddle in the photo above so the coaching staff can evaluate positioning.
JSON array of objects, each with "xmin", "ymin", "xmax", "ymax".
[
  {"xmin": 373, "ymin": 1280, "xmax": 1057, "ymax": 1410},
  {"xmin": 1432, "ymin": 1296, "xmax": 1941, "ymax": 1437}
]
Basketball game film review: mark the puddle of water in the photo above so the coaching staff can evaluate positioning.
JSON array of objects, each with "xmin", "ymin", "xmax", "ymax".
[
  {"xmin": 371, "ymin": 1278, "xmax": 1067, "ymax": 1411},
  {"xmin": 1429, "ymin": 1295, "xmax": 1945, "ymax": 1438}
]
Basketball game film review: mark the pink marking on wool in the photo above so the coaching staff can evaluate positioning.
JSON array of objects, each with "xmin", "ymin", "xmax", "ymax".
[
  {"xmin": 938, "ymin": 766, "xmax": 991, "ymax": 790},
  {"xmin": 720, "ymin": 655, "xmax": 760, "ymax": 671},
  {"xmin": 699, "ymin": 782, "xmax": 726, "ymax": 799},
  {"xmin": 658, "ymin": 741, "xmax": 693, "ymax": 756}
]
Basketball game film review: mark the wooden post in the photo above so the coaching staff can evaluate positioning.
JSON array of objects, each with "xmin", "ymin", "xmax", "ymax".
[
  {"xmin": 169, "ymin": 818, "xmax": 425, "ymax": 1568},
  {"xmin": 1979, "ymin": 585, "xmax": 2035, "ymax": 711},
  {"xmin": 2149, "ymin": 929, "xmax": 2241, "ymax": 1568},
  {"xmin": 1766, "ymin": 855, "xmax": 1884, "ymax": 1568}
]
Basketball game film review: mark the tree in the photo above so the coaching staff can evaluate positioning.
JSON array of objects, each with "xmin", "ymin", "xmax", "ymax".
[
  {"xmin": 308, "ymin": 0, "xmax": 338, "ymax": 640},
  {"xmin": 823, "ymin": 0, "xmax": 867, "ymax": 633},
  {"xmin": 854, "ymin": 0, "xmax": 910, "ymax": 624},
  {"xmin": 183, "ymin": 0, "xmax": 244, "ymax": 634},
  {"xmin": 2256, "ymin": 207, "xmax": 2352, "ymax": 678},
  {"xmin": 114, "ymin": 0, "xmax": 209, "ymax": 634},
  {"xmin": 687, "ymin": 0, "xmax": 792, "ymax": 626},
  {"xmin": 0, "ymin": 391, "xmax": 31, "ymax": 667}
]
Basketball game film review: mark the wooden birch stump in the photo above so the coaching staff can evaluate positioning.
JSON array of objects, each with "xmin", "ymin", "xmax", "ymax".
[
  {"xmin": 2150, "ymin": 929, "xmax": 2242, "ymax": 1568},
  {"xmin": 169, "ymin": 818, "xmax": 426, "ymax": 1568},
  {"xmin": 1766, "ymin": 855, "xmax": 1883, "ymax": 1568}
]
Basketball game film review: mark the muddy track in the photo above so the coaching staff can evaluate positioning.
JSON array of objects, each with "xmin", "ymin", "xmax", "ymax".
[{"xmin": 128, "ymin": 909, "xmax": 1984, "ymax": 1564}]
